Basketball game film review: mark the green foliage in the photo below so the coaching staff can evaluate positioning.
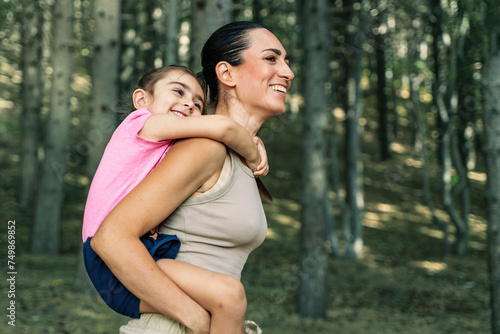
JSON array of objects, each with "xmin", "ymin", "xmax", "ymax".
[{"xmin": 0, "ymin": 0, "xmax": 18, "ymax": 38}]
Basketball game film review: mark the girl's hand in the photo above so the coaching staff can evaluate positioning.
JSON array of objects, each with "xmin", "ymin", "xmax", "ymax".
[{"xmin": 252, "ymin": 136, "xmax": 269, "ymax": 178}]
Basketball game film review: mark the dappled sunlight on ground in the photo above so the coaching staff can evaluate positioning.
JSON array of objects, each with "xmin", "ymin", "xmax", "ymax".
[
  {"xmin": 390, "ymin": 141, "xmax": 407, "ymax": 154},
  {"xmin": 0, "ymin": 97, "xmax": 14, "ymax": 109},
  {"xmin": 418, "ymin": 225, "xmax": 445, "ymax": 240},
  {"xmin": 270, "ymin": 212, "xmax": 300, "ymax": 229},
  {"xmin": 468, "ymin": 170, "xmax": 486, "ymax": 183},
  {"xmin": 408, "ymin": 260, "xmax": 448, "ymax": 274},
  {"xmin": 364, "ymin": 212, "xmax": 384, "ymax": 229}
]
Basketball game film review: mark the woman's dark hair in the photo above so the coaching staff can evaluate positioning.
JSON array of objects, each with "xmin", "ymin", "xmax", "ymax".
[{"xmin": 201, "ymin": 21, "xmax": 271, "ymax": 106}]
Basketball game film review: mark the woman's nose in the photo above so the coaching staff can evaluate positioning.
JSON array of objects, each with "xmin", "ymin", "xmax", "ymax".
[{"xmin": 280, "ymin": 62, "xmax": 295, "ymax": 81}]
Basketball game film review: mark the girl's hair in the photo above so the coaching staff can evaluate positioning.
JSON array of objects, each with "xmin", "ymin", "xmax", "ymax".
[
  {"xmin": 201, "ymin": 22, "xmax": 274, "ymax": 201},
  {"xmin": 137, "ymin": 65, "xmax": 208, "ymax": 114},
  {"xmin": 201, "ymin": 21, "xmax": 271, "ymax": 106}
]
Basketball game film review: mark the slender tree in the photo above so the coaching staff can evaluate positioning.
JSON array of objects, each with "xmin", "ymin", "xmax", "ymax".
[
  {"xmin": 73, "ymin": 0, "xmax": 122, "ymax": 291},
  {"xmin": 299, "ymin": 0, "xmax": 331, "ymax": 319},
  {"xmin": 372, "ymin": 0, "xmax": 392, "ymax": 160},
  {"xmin": 407, "ymin": 5, "xmax": 450, "ymax": 254},
  {"xmin": 343, "ymin": 0, "xmax": 367, "ymax": 260},
  {"xmin": 119, "ymin": 0, "xmax": 146, "ymax": 95},
  {"xmin": 86, "ymin": 0, "xmax": 121, "ymax": 178},
  {"xmin": 485, "ymin": 53, "xmax": 500, "ymax": 333},
  {"xmin": 19, "ymin": 0, "xmax": 43, "ymax": 208},
  {"xmin": 31, "ymin": 0, "xmax": 75, "ymax": 254},
  {"xmin": 483, "ymin": 0, "xmax": 500, "ymax": 331},
  {"xmin": 144, "ymin": 1, "xmax": 164, "ymax": 68},
  {"xmin": 164, "ymin": 0, "xmax": 179, "ymax": 66},
  {"xmin": 430, "ymin": 0, "xmax": 469, "ymax": 256},
  {"xmin": 189, "ymin": 0, "xmax": 233, "ymax": 73},
  {"xmin": 453, "ymin": 3, "xmax": 475, "ymax": 231}
]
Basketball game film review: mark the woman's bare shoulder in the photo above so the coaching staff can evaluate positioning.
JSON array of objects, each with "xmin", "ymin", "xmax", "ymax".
[
  {"xmin": 172, "ymin": 137, "xmax": 226, "ymax": 158},
  {"xmin": 165, "ymin": 138, "xmax": 227, "ymax": 172}
]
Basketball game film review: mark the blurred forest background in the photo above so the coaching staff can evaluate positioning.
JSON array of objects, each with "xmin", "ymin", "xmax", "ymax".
[{"xmin": 1, "ymin": 0, "xmax": 499, "ymax": 333}]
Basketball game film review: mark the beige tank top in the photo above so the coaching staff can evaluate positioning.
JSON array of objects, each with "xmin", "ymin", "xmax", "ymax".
[{"xmin": 158, "ymin": 149, "xmax": 267, "ymax": 280}]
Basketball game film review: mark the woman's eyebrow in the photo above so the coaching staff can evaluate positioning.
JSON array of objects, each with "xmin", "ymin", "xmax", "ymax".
[{"xmin": 262, "ymin": 48, "xmax": 290, "ymax": 61}]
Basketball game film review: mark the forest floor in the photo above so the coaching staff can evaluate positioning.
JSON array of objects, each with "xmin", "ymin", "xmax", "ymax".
[{"xmin": 0, "ymin": 105, "xmax": 489, "ymax": 334}]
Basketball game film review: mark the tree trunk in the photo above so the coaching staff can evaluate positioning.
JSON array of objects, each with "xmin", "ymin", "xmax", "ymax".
[
  {"xmin": 430, "ymin": 0, "xmax": 468, "ymax": 256},
  {"xmin": 430, "ymin": 0, "xmax": 445, "ymax": 165},
  {"xmin": 31, "ymin": 0, "xmax": 74, "ymax": 254},
  {"xmin": 164, "ymin": 0, "xmax": 179, "ymax": 66},
  {"xmin": 19, "ymin": 0, "xmax": 43, "ymax": 208},
  {"xmin": 373, "ymin": 0, "xmax": 391, "ymax": 160},
  {"xmin": 73, "ymin": 0, "xmax": 121, "ymax": 293},
  {"xmin": 327, "ymin": 112, "xmax": 344, "ymax": 258},
  {"xmin": 343, "ymin": 0, "xmax": 366, "ymax": 260},
  {"xmin": 252, "ymin": 0, "xmax": 262, "ymax": 23},
  {"xmin": 145, "ymin": 1, "xmax": 163, "ymax": 68},
  {"xmin": 299, "ymin": 0, "xmax": 330, "ymax": 319},
  {"xmin": 484, "ymin": 0, "xmax": 500, "ymax": 330},
  {"xmin": 189, "ymin": 0, "xmax": 233, "ymax": 73},
  {"xmin": 87, "ymin": 0, "xmax": 121, "ymax": 178},
  {"xmin": 484, "ymin": 51, "xmax": 500, "ymax": 334},
  {"xmin": 119, "ymin": 0, "xmax": 145, "ymax": 94},
  {"xmin": 452, "ymin": 6, "xmax": 472, "ymax": 241},
  {"xmin": 410, "ymin": 70, "xmax": 450, "ymax": 255}
]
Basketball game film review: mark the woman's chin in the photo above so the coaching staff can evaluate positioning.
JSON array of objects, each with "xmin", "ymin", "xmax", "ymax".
[{"xmin": 272, "ymin": 106, "xmax": 287, "ymax": 115}]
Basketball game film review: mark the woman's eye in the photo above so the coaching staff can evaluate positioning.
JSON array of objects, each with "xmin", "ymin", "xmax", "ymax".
[{"xmin": 266, "ymin": 56, "xmax": 276, "ymax": 62}]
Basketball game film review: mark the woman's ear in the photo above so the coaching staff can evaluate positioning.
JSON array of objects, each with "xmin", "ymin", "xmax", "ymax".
[
  {"xmin": 132, "ymin": 89, "xmax": 148, "ymax": 109},
  {"xmin": 215, "ymin": 62, "xmax": 236, "ymax": 88}
]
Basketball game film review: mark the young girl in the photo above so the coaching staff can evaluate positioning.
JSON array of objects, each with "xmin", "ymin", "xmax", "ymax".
[{"xmin": 82, "ymin": 65, "xmax": 267, "ymax": 333}]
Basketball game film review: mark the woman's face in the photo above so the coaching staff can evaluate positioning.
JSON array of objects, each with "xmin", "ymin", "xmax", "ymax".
[{"xmin": 232, "ymin": 28, "xmax": 294, "ymax": 117}]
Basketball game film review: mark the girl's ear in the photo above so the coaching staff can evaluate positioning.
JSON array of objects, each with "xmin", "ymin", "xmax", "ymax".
[
  {"xmin": 215, "ymin": 61, "xmax": 236, "ymax": 88},
  {"xmin": 132, "ymin": 89, "xmax": 149, "ymax": 109}
]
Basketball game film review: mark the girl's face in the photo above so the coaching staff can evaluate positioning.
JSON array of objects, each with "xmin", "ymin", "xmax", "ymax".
[
  {"xmin": 145, "ymin": 70, "xmax": 205, "ymax": 117},
  {"xmin": 231, "ymin": 28, "xmax": 294, "ymax": 117}
]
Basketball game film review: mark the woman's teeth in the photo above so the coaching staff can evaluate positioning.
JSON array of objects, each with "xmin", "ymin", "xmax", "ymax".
[{"xmin": 271, "ymin": 85, "xmax": 286, "ymax": 93}]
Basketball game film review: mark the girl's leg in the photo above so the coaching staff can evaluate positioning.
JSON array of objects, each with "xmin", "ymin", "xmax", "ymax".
[{"xmin": 140, "ymin": 259, "xmax": 246, "ymax": 334}]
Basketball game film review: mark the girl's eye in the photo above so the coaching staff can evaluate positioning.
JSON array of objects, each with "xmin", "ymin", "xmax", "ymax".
[
  {"xmin": 173, "ymin": 89, "xmax": 184, "ymax": 96},
  {"xmin": 195, "ymin": 103, "xmax": 202, "ymax": 110}
]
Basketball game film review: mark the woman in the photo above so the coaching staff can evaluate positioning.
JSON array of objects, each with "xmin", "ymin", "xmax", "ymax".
[{"xmin": 91, "ymin": 21, "xmax": 294, "ymax": 334}]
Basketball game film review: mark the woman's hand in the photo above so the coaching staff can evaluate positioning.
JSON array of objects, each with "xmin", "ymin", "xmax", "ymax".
[{"xmin": 252, "ymin": 136, "xmax": 269, "ymax": 178}]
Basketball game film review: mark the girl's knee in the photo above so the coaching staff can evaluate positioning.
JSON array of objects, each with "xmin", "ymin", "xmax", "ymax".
[{"xmin": 216, "ymin": 276, "xmax": 247, "ymax": 315}]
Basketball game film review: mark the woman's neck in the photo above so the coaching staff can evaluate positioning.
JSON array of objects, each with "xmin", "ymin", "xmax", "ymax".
[{"xmin": 215, "ymin": 102, "xmax": 265, "ymax": 137}]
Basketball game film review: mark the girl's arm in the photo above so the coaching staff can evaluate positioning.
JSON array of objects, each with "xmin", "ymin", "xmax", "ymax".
[
  {"xmin": 91, "ymin": 138, "xmax": 227, "ymax": 333},
  {"xmin": 140, "ymin": 114, "xmax": 261, "ymax": 171}
]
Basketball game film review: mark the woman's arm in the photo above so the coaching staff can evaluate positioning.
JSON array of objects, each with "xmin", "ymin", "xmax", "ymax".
[
  {"xmin": 140, "ymin": 114, "xmax": 260, "ymax": 170},
  {"xmin": 91, "ymin": 138, "xmax": 227, "ymax": 333}
]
